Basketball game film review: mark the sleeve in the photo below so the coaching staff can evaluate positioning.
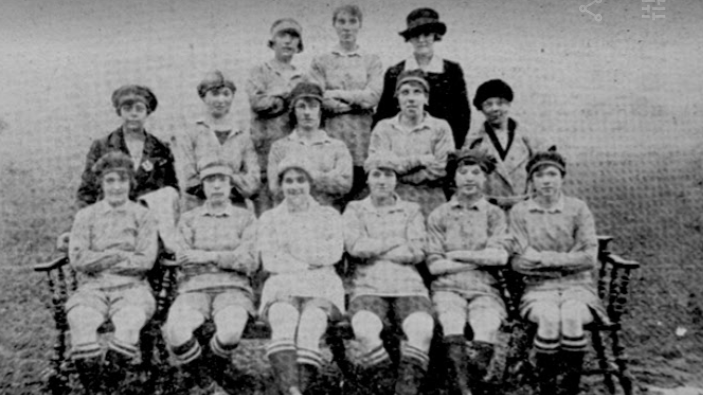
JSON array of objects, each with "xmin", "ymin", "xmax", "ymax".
[
  {"xmin": 181, "ymin": 128, "xmax": 200, "ymax": 192},
  {"xmin": 76, "ymin": 139, "xmax": 103, "ymax": 208},
  {"xmin": 109, "ymin": 209, "xmax": 158, "ymax": 275},
  {"xmin": 539, "ymin": 203, "xmax": 598, "ymax": 272},
  {"xmin": 318, "ymin": 142, "xmax": 353, "ymax": 196},
  {"xmin": 372, "ymin": 66, "xmax": 399, "ymax": 127},
  {"xmin": 368, "ymin": 123, "xmax": 414, "ymax": 174},
  {"xmin": 399, "ymin": 121, "xmax": 454, "ymax": 184},
  {"xmin": 231, "ymin": 135, "xmax": 261, "ymax": 198},
  {"xmin": 258, "ymin": 212, "xmax": 309, "ymax": 274},
  {"xmin": 334, "ymin": 55, "xmax": 384, "ymax": 109},
  {"xmin": 216, "ymin": 214, "xmax": 260, "ymax": 276},
  {"xmin": 390, "ymin": 205, "xmax": 426, "ymax": 264},
  {"xmin": 310, "ymin": 56, "xmax": 348, "ymax": 113},
  {"xmin": 308, "ymin": 209, "xmax": 345, "ymax": 267},
  {"xmin": 267, "ymin": 141, "xmax": 285, "ymax": 197},
  {"xmin": 246, "ymin": 65, "xmax": 287, "ymax": 116},
  {"xmin": 425, "ymin": 207, "xmax": 446, "ymax": 263},
  {"xmin": 69, "ymin": 208, "xmax": 118, "ymax": 273},
  {"xmin": 342, "ymin": 203, "xmax": 389, "ymax": 259}
]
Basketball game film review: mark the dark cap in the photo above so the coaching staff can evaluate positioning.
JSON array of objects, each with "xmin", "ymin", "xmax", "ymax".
[
  {"xmin": 197, "ymin": 70, "xmax": 236, "ymax": 99},
  {"xmin": 526, "ymin": 150, "xmax": 567, "ymax": 179},
  {"xmin": 455, "ymin": 148, "xmax": 498, "ymax": 175},
  {"xmin": 473, "ymin": 79, "xmax": 514, "ymax": 110},
  {"xmin": 111, "ymin": 85, "xmax": 158, "ymax": 114}
]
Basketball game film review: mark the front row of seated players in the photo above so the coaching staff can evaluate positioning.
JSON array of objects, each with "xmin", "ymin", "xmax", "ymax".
[{"xmin": 66, "ymin": 147, "xmax": 600, "ymax": 395}]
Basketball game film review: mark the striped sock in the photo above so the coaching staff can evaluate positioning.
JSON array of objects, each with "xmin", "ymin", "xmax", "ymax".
[
  {"xmin": 400, "ymin": 341, "xmax": 430, "ymax": 372},
  {"xmin": 297, "ymin": 347, "xmax": 324, "ymax": 370},
  {"xmin": 71, "ymin": 342, "xmax": 103, "ymax": 361},
  {"xmin": 108, "ymin": 337, "xmax": 139, "ymax": 360},
  {"xmin": 561, "ymin": 334, "xmax": 588, "ymax": 352},
  {"xmin": 210, "ymin": 335, "xmax": 238, "ymax": 360},
  {"xmin": 359, "ymin": 344, "xmax": 391, "ymax": 368},
  {"xmin": 534, "ymin": 335, "xmax": 560, "ymax": 354},
  {"xmin": 265, "ymin": 339, "xmax": 296, "ymax": 359},
  {"xmin": 171, "ymin": 337, "xmax": 202, "ymax": 365}
]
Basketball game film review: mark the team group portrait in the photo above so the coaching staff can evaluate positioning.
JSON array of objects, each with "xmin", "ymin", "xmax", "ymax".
[{"xmin": 1, "ymin": 1, "xmax": 701, "ymax": 395}]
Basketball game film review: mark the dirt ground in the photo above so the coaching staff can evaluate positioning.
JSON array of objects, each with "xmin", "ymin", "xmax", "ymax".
[{"xmin": 1, "ymin": 0, "xmax": 703, "ymax": 393}]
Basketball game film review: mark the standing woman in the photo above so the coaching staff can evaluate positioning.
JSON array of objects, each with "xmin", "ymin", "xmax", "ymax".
[
  {"xmin": 257, "ymin": 155, "xmax": 346, "ymax": 395},
  {"xmin": 369, "ymin": 70, "xmax": 454, "ymax": 217},
  {"xmin": 247, "ymin": 18, "xmax": 307, "ymax": 214},
  {"xmin": 267, "ymin": 81, "xmax": 353, "ymax": 210},
  {"xmin": 310, "ymin": 4, "xmax": 383, "ymax": 201},
  {"xmin": 374, "ymin": 7, "xmax": 471, "ymax": 150},
  {"xmin": 75, "ymin": 84, "xmax": 180, "ymax": 250},
  {"xmin": 181, "ymin": 70, "xmax": 260, "ymax": 212}
]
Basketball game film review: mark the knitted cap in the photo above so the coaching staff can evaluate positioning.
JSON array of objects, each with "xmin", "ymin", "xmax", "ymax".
[
  {"xmin": 395, "ymin": 69, "xmax": 430, "ymax": 94},
  {"xmin": 111, "ymin": 85, "xmax": 158, "ymax": 113},
  {"xmin": 455, "ymin": 148, "xmax": 498, "ymax": 175},
  {"xmin": 198, "ymin": 158, "xmax": 234, "ymax": 181},
  {"xmin": 197, "ymin": 70, "xmax": 236, "ymax": 98},
  {"xmin": 473, "ymin": 79, "xmax": 514, "ymax": 110},
  {"xmin": 526, "ymin": 150, "xmax": 567, "ymax": 179}
]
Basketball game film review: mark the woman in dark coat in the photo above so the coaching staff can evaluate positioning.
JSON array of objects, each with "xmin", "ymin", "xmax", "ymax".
[{"xmin": 373, "ymin": 7, "xmax": 471, "ymax": 150}]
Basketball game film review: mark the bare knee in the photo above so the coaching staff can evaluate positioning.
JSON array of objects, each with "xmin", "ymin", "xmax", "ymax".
[
  {"xmin": 437, "ymin": 310, "xmax": 466, "ymax": 337},
  {"xmin": 268, "ymin": 302, "xmax": 300, "ymax": 340},
  {"xmin": 402, "ymin": 312, "xmax": 435, "ymax": 350},
  {"xmin": 165, "ymin": 307, "xmax": 205, "ymax": 346},
  {"xmin": 529, "ymin": 302, "xmax": 560, "ymax": 339},
  {"xmin": 469, "ymin": 309, "xmax": 503, "ymax": 343},
  {"xmin": 213, "ymin": 306, "xmax": 249, "ymax": 345},
  {"xmin": 113, "ymin": 307, "xmax": 149, "ymax": 343},
  {"xmin": 296, "ymin": 306, "xmax": 328, "ymax": 349},
  {"xmin": 68, "ymin": 306, "xmax": 104, "ymax": 342},
  {"xmin": 352, "ymin": 310, "xmax": 384, "ymax": 346},
  {"xmin": 560, "ymin": 300, "xmax": 592, "ymax": 336}
]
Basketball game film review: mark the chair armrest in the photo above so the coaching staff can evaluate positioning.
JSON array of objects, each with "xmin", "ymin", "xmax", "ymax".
[
  {"xmin": 604, "ymin": 253, "xmax": 640, "ymax": 269},
  {"xmin": 33, "ymin": 256, "xmax": 70, "ymax": 273}
]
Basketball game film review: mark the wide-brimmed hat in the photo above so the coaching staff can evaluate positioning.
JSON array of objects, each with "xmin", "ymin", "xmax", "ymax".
[
  {"xmin": 399, "ymin": 8, "xmax": 447, "ymax": 40},
  {"xmin": 111, "ymin": 85, "xmax": 158, "ymax": 114}
]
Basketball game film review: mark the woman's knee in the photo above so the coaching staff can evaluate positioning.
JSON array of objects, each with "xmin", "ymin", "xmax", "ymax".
[
  {"xmin": 268, "ymin": 302, "xmax": 300, "ymax": 340},
  {"xmin": 296, "ymin": 306, "xmax": 329, "ymax": 347},
  {"xmin": 402, "ymin": 312, "xmax": 435, "ymax": 346},
  {"xmin": 560, "ymin": 300, "xmax": 593, "ymax": 335},
  {"xmin": 214, "ymin": 306, "xmax": 249, "ymax": 344},
  {"xmin": 68, "ymin": 306, "xmax": 104, "ymax": 339},
  {"xmin": 165, "ymin": 308, "xmax": 205, "ymax": 346},
  {"xmin": 351, "ymin": 310, "xmax": 384, "ymax": 343},
  {"xmin": 437, "ymin": 310, "xmax": 466, "ymax": 337},
  {"xmin": 469, "ymin": 309, "xmax": 503, "ymax": 343},
  {"xmin": 529, "ymin": 302, "xmax": 560, "ymax": 338}
]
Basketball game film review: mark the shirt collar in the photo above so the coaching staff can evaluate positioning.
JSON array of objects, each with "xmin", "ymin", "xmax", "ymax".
[
  {"xmin": 265, "ymin": 59, "xmax": 301, "ymax": 75},
  {"xmin": 390, "ymin": 113, "xmax": 433, "ymax": 133},
  {"xmin": 331, "ymin": 44, "xmax": 362, "ymax": 57},
  {"xmin": 195, "ymin": 116, "xmax": 245, "ymax": 137},
  {"xmin": 201, "ymin": 202, "xmax": 236, "ymax": 217},
  {"xmin": 96, "ymin": 199, "xmax": 130, "ymax": 215},
  {"xmin": 289, "ymin": 129, "xmax": 332, "ymax": 145},
  {"xmin": 526, "ymin": 195, "xmax": 565, "ymax": 213},
  {"xmin": 403, "ymin": 54, "xmax": 444, "ymax": 73},
  {"xmin": 448, "ymin": 196, "xmax": 488, "ymax": 211},
  {"xmin": 358, "ymin": 194, "xmax": 405, "ymax": 214}
]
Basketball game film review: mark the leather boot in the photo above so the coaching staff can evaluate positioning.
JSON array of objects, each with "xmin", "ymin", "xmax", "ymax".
[
  {"xmin": 444, "ymin": 335, "xmax": 472, "ymax": 395},
  {"xmin": 558, "ymin": 350, "xmax": 585, "ymax": 395},
  {"xmin": 105, "ymin": 348, "xmax": 143, "ymax": 394},
  {"xmin": 359, "ymin": 358, "xmax": 396, "ymax": 395},
  {"xmin": 298, "ymin": 363, "xmax": 319, "ymax": 394},
  {"xmin": 268, "ymin": 348, "xmax": 301, "ymax": 394},
  {"xmin": 74, "ymin": 356, "xmax": 106, "ymax": 395},
  {"xmin": 534, "ymin": 351, "xmax": 559, "ymax": 395},
  {"xmin": 466, "ymin": 341, "xmax": 495, "ymax": 395},
  {"xmin": 395, "ymin": 357, "xmax": 426, "ymax": 395}
]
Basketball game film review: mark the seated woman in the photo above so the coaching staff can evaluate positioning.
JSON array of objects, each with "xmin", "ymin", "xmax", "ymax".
[
  {"xmin": 369, "ymin": 69, "xmax": 454, "ymax": 217},
  {"xmin": 426, "ymin": 149, "xmax": 509, "ymax": 395},
  {"xmin": 343, "ymin": 153, "xmax": 432, "ymax": 395},
  {"xmin": 463, "ymin": 79, "xmax": 550, "ymax": 211},
  {"xmin": 75, "ymin": 84, "xmax": 179, "ymax": 250},
  {"xmin": 267, "ymin": 81, "xmax": 353, "ymax": 210},
  {"xmin": 508, "ymin": 150, "xmax": 604, "ymax": 395},
  {"xmin": 163, "ymin": 159, "xmax": 258, "ymax": 393},
  {"xmin": 257, "ymin": 155, "xmax": 345, "ymax": 395},
  {"xmin": 66, "ymin": 152, "xmax": 158, "ymax": 393},
  {"xmin": 181, "ymin": 70, "xmax": 260, "ymax": 212}
]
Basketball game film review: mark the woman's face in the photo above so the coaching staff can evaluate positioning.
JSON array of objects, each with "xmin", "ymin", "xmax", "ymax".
[
  {"xmin": 119, "ymin": 101, "xmax": 149, "ymax": 130},
  {"xmin": 202, "ymin": 173, "xmax": 231, "ymax": 204},
  {"xmin": 454, "ymin": 163, "xmax": 486, "ymax": 199},
  {"xmin": 334, "ymin": 11, "xmax": 361, "ymax": 45},
  {"xmin": 102, "ymin": 171, "xmax": 130, "ymax": 207},
  {"xmin": 481, "ymin": 97, "xmax": 510, "ymax": 126},
  {"xmin": 203, "ymin": 87, "xmax": 234, "ymax": 118},
  {"xmin": 409, "ymin": 32, "xmax": 436, "ymax": 57},
  {"xmin": 532, "ymin": 165, "xmax": 563, "ymax": 199},
  {"xmin": 397, "ymin": 82, "xmax": 428, "ymax": 118},
  {"xmin": 271, "ymin": 31, "xmax": 301, "ymax": 59},
  {"xmin": 281, "ymin": 168, "xmax": 311, "ymax": 203},
  {"xmin": 368, "ymin": 168, "xmax": 396, "ymax": 199},
  {"xmin": 294, "ymin": 98, "xmax": 322, "ymax": 131}
]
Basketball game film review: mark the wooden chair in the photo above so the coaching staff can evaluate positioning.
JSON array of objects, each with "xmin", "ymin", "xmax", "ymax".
[{"xmin": 498, "ymin": 235, "xmax": 641, "ymax": 395}]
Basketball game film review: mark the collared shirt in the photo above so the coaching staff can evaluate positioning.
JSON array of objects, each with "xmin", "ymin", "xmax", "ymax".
[
  {"xmin": 69, "ymin": 200, "xmax": 158, "ymax": 290},
  {"xmin": 181, "ymin": 116, "xmax": 260, "ymax": 198},
  {"xmin": 267, "ymin": 129, "xmax": 353, "ymax": 206},
  {"xmin": 246, "ymin": 60, "xmax": 306, "ymax": 151},
  {"xmin": 509, "ymin": 195, "xmax": 598, "ymax": 291},
  {"xmin": 403, "ymin": 54, "xmax": 445, "ymax": 74},
  {"xmin": 310, "ymin": 45, "xmax": 383, "ymax": 165},
  {"xmin": 257, "ymin": 197, "xmax": 345, "ymax": 312},
  {"xmin": 176, "ymin": 202, "xmax": 258, "ymax": 294},
  {"xmin": 426, "ymin": 197, "xmax": 508, "ymax": 294},
  {"xmin": 343, "ymin": 196, "xmax": 428, "ymax": 297},
  {"xmin": 77, "ymin": 128, "xmax": 179, "ymax": 208}
]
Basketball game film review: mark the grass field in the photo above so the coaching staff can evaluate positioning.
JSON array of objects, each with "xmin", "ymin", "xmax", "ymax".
[{"xmin": 2, "ymin": 0, "xmax": 703, "ymax": 393}]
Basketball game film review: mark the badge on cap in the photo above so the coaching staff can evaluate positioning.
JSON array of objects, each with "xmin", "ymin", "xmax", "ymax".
[{"xmin": 141, "ymin": 159, "xmax": 154, "ymax": 172}]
